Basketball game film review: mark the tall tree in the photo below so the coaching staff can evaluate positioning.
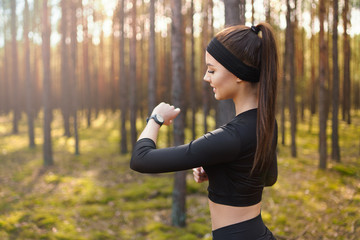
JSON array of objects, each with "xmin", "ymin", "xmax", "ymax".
[
  {"xmin": 331, "ymin": 0, "xmax": 340, "ymax": 162},
  {"xmin": 353, "ymin": 36, "xmax": 360, "ymax": 112},
  {"xmin": 190, "ymin": 0, "xmax": 196, "ymax": 139},
  {"xmin": 82, "ymin": 0, "xmax": 92, "ymax": 127},
  {"xmin": 24, "ymin": 0, "xmax": 35, "ymax": 148},
  {"xmin": 119, "ymin": 0, "xmax": 128, "ymax": 154},
  {"xmin": 202, "ymin": 0, "xmax": 210, "ymax": 133},
  {"xmin": 281, "ymin": 10, "xmax": 289, "ymax": 145},
  {"xmin": 251, "ymin": 0, "xmax": 255, "ymax": 25},
  {"xmin": 110, "ymin": 13, "xmax": 117, "ymax": 112},
  {"xmin": 295, "ymin": 1, "xmax": 305, "ymax": 121},
  {"xmin": 70, "ymin": 0, "xmax": 79, "ymax": 155},
  {"xmin": 239, "ymin": 0, "xmax": 245, "ymax": 25},
  {"xmin": 61, "ymin": 0, "xmax": 71, "ymax": 137},
  {"xmin": 216, "ymin": 0, "xmax": 241, "ymax": 127},
  {"xmin": 138, "ymin": 0, "xmax": 146, "ymax": 120},
  {"xmin": 42, "ymin": 0, "xmax": 53, "ymax": 166},
  {"xmin": 324, "ymin": 2, "xmax": 330, "ymax": 119},
  {"xmin": 265, "ymin": 0, "xmax": 271, "ymax": 24},
  {"xmin": 33, "ymin": 0, "xmax": 42, "ymax": 117},
  {"xmin": 98, "ymin": 13, "xmax": 105, "ymax": 112},
  {"xmin": 165, "ymin": 16, "xmax": 173, "ymax": 147},
  {"xmin": 148, "ymin": 0, "xmax": 156, "ymax": 115},
  {"xmin": 318, "ymin": 0, "xmax": 327, "ymax": 169},
  {"xmin": 309, "ymin": 0, "xmax": 317, "ymax": 132},
  {"xmin": 287, "ymin": 0, "xmax": 297, "ymax": 157},
  {"xmin": 1, "ymin": 1, "xmax": 9, "ymax": 114},
  {"xmin": 11, "ymin": 0, "xmax": 20, "ymax": 134},
  {"xmin": 130, "ymin": 0, "xmax": 137, "ymax": 148},
  {"xmin": 342, "ymin": 0, "xmax": 351, "ymax": 124},
  {"xmin": 170, "ymin": 0, "xmax": 186, "ymax": 227},
  {"xmin": 299, "ymin": 27, "xmax": 306, "ymax": 121},
  {"xmin": 206, "ymin": 0, "xmax": 214, "ymax": 131},
  {"xmin": 224, "ymin": 0, "xmax": 240, "ymax": 25}
]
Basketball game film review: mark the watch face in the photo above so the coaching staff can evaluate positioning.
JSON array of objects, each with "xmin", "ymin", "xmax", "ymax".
[{"xmin": 156, "ymin": 114, "xmax": 164, "ymax": 123}]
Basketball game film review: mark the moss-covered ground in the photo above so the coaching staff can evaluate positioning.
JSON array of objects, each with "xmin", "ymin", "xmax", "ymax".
[{"xmin": 0, "ymin": 111, "xmax": 359, "ymax": 240}]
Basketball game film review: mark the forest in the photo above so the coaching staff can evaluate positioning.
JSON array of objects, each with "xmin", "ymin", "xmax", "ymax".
[{"xmin": 0, "ymin": 0, "xmax": 359, "ymax": 239}]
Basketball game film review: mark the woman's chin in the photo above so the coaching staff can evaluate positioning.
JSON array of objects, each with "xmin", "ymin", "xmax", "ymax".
[{"xmin": 214, "ymin": 94, "xmax": 222, "ymax": 100}]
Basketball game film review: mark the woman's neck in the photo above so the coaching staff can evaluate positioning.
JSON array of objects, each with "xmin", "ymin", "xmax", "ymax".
[{"xmin": 233, "ymin": 86, "xmax": 258, "ymax": 116}]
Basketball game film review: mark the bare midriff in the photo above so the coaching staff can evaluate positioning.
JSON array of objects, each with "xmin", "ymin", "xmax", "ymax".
[{"xmin": 208, "ymin": 199, "xmax": 262, "ymax": 230}]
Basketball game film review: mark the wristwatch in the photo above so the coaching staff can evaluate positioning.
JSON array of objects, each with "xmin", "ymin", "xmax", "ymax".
[{"xmin": 146, "ymin": 114, "xmax": 164, "ymax": 126}]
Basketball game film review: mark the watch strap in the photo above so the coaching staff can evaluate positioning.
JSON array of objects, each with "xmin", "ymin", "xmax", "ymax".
[{"xmin": 146, "ymin": 114, "xmax": 163, "ymax": 126}]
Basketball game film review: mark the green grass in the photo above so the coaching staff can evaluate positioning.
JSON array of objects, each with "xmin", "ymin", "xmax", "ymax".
[{"xmin": 0, "ymin": 110, "xmax": 359, "ymax": 239}]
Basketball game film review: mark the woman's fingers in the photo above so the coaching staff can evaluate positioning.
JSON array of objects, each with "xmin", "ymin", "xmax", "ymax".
[
  {"xmin": 192, "ymin": 167, "xmax": 208, "ymax": 183},
  {"xmin": 152, "ymin": 103, "xmax": 181, "ymax": 126},
  {"xmin": 164, "ymin": 108, "xmax": 181, "ymax": 125},
  {"xmin": 192, "ymin": 168, "xmax": 200, "ymax": 182}
]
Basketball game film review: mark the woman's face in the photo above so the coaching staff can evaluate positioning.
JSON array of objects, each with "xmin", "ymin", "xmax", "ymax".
[{"xmin": 203, "ymin": 51, "xmax": 239, "ymax": 100}]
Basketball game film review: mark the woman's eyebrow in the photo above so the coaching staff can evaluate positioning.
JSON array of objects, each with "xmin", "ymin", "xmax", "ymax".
[{"xmin": 206, "ymin": 63, "xmax": 214, "ymax": 66}]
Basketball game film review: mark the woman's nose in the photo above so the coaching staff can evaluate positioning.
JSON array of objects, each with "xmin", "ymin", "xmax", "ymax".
[{"xmin": 203, "ymin": 73, "xmax": 210, "ymax": 82}]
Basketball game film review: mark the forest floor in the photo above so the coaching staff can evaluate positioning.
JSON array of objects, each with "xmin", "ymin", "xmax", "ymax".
[{"xmin": 0, "ymin": 111, "xmax": 359, "ymax": 240}]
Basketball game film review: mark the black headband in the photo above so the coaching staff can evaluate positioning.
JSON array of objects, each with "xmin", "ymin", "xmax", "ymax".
[{"xmin": 206, "ymin": 37, "xmax": 260, "ymax": 83}]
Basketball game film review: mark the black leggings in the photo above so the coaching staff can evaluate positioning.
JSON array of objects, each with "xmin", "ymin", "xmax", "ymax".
[{"xmin": 212, "ymin": 214, "xmax": 276, "ymax": 240}]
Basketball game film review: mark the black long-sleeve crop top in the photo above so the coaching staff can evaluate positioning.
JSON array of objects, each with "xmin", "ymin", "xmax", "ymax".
[{"xmin": 130, "ymin": 108, "xmax": 278, "ymax": 207}]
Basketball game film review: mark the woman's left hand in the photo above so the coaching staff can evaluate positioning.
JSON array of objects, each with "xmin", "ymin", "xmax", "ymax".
[{"xmin": 151, "ymin": 102, "xmax": 181, "ymax": 126}]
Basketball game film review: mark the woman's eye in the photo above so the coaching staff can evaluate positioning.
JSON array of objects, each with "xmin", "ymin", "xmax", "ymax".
[{"xmin": 207, "ymin": 70, "xmax": 214, "ymax": 74}]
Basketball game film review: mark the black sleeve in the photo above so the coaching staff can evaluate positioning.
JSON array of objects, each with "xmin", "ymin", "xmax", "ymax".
[
  {"xmin": 130, "ymin": 126, "xmax": 242, "ymax": 173},
  {"xmin": 265, "ymin": 121, "xmax": 278, "ymax": 186}
]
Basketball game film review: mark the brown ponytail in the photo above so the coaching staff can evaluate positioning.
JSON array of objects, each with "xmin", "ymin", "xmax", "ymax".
[
  {"xmin": 253, "ymin": 23, "xmax": 278, "ymax": 173},
  {"xmin": 214, "ymin": 23, "xmax": 278, "ymax": 173}
]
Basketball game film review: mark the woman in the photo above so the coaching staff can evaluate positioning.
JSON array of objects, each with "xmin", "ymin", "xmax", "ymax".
[{"xmin": 131, "ymin": 23, "xmax": 278, "ymax": 240}]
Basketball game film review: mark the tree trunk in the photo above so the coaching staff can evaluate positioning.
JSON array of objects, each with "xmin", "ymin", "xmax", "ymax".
[
  {"xmin": 11, "ymin": 0, "xmax": 20, "ymax": 134},
  {"xmin": 1, "ymin": 0, "xmax": 10, "ymax": 114},
  {"xmin": 281, "ymin": 23, "xmax": 288, "ymax": 146},
  {"xmin": 342, "ymin": 0, "xmax": 351, "ymax": 124},
  {"xmin": 251, "ymin": 0, "xmax": 255, "ymax": 25},
  {"xmin": 224, "ymin": 0, "xmax": 240, "ymax": 25},
  {"xmin": 130, "ymin": 0, "xmax": 137, "ymax": 149},
  {"xmin": 33, "ymin": 0, "xmax": 41, "ymax": 117},
  {"xmin": 299, "ymin": 28, "xmax": 305, "ymax": 121},
  {"xmin": 202, "ymin": 0, "xmax": 209, "ymax": 132},
  {"xmin": 42, "ymin": 0, "xmax": 53, "ymax": 166},
  {"xmin": 265, "ymin": 0, "xmax": 271, "ymax": 24},
  {"xmin": 216, "ymin": 0, "xmax": 240, "ymax": 127},
  {"xmin": 24, "ymin": 0, "xmax": 35, "ymax": 148},
  {"xmin": 166, "ymin": 24, "xmax": 173, "ymax": 147},
  {"xmin": 239, "ymin": 0, "xmax": 245, "ymax": 25},
  {"xmin": 61, "ymin": 0, "xmax": 71, "ymax": 137},
  {"xmin": 295, "ymin": 1, "xmax": 305, "ymax": 122},
  {"xmin": 139, "ymin": 1, "xmax": 145, "ymax": 121},
  {"xmin": 287, "ymin": 0, "xmax": 297, "ymax": 157},
  {"xmin": 148, "ymin": 0, "xmax": 156, "ymax": 115},
  {"xmin": 110, "ymin": 16, "xmax": 117, "ymax": 113},
  {"xmin": 70, "ymin": 0, "xmax": 79, "ymax": 155},
  {"xmin": 82, "ymin": 1, "xmax": 92, "ymax": 127},
  {"xmin": 309, "ymin": 0, "xmax": 316, "ymax": 132},
  {"xmin": 98, "ymin": 17, "xmax": 105, "ymax": 111},
  {"xmin": 352, "ymin": 36, "xmax": 359, "ymax": 112},
  {"xmin": 331, "ymin": 0, "xmax": 340, "ymax": 162},
  {"xmin": 119, "ymin": 0, "xmax": 128, "ymax": 154},
  {"xmin": 318, "ymin": 0, "xmax": 327, "ymax": 169},
  {"xmin": 171, "ymin": 0, "xmax": 186, "ymax": 227},
  {"xmin": 190, "ymin": 0, "xmax": 196, "ymax": 139},
  {"xmin": 353, "ymin": 34, "xmax": 360, "ymax": 112},
  {"xmin": 325, "ymin": 3, "xmax": 330, "ymax": 120}
]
